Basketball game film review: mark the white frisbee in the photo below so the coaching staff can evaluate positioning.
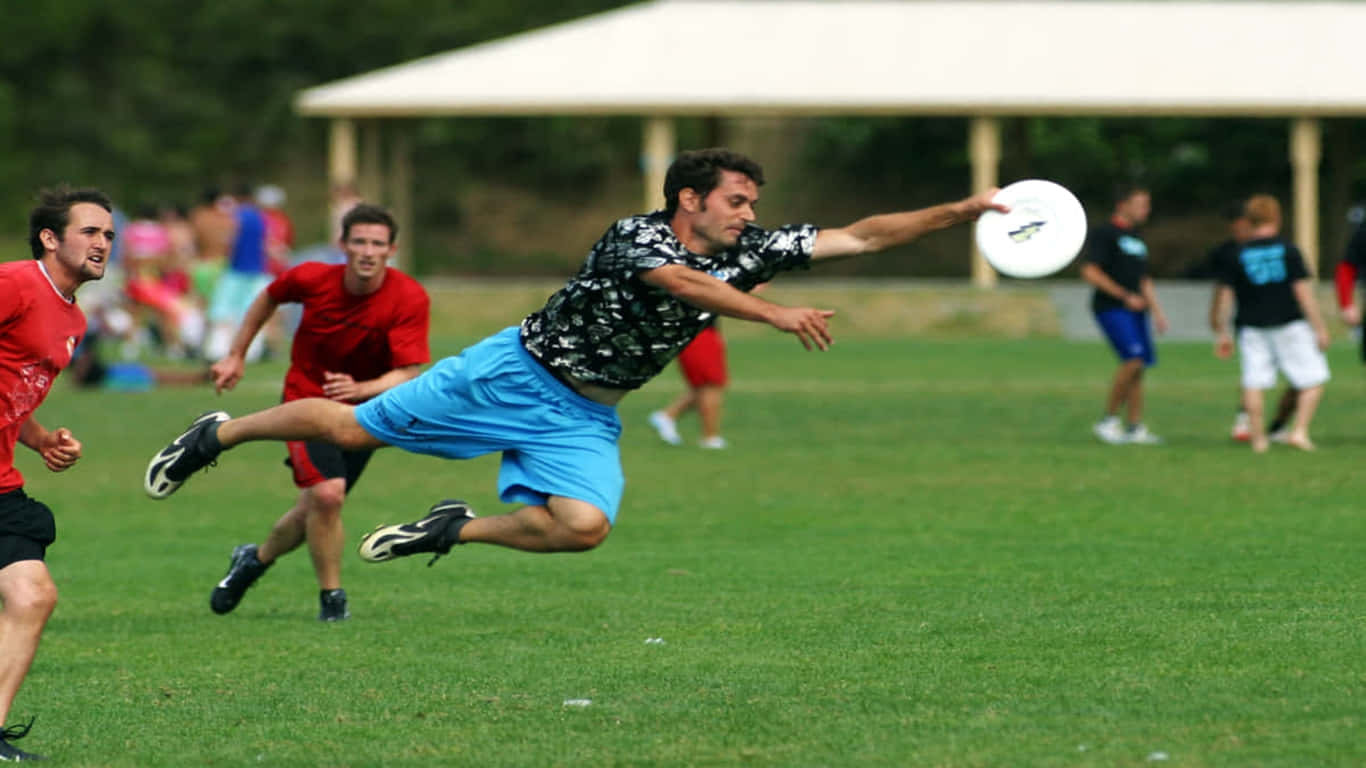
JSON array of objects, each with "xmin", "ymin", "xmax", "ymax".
[{"xmin": 974, "ymin": 179, "xmax": 1087, "ymax": 278}]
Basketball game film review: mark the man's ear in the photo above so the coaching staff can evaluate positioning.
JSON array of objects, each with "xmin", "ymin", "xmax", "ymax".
[
  {"xmin": 678, "ymin": 187, "xmax": 702, "ymax": 214},
  {"xmin": 38, "ymin": 228, "xmax": 60, "ymax": 252}
]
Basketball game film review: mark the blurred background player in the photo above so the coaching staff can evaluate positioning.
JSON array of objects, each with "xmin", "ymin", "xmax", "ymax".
[
  {"xmin": 204, "ymin": 204, "xmax": 430, "ymax": 622},
  {"xmin": 1211, "ymin": 195, "xmax": 1330, "ymax": 453},
  {"xmin": 1209, "ymin": 199, "xmax": 1297, "ymax": 442},
  {"xmin": 1335, "ymin": 206, "xmax": 1366, "ymax": 354},
  {"xmin": 649, "ymin": 317, "xmax": 730, "ymax": 449},
  {"xmin": 1080, "ymin": 185, "xmax": 1168, "ymax": 445},
  {"xmin": 0, "ymin": 186, "xmax": 114, "ymax": 761},
  {"xmin": 204, "ymin": 184, "xmax": 270, "ymax": 362}
]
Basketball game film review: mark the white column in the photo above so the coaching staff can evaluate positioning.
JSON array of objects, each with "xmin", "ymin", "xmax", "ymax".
[
  {"xmin": 361, "ymin": 119, "xmax": 384, "ymax": 204},
  {"xmin": 969, "ymin": 117, "xmax": 1002, "ymax": 288},
  {"xmin": 1289, "ymin": 117, "xmax": 1321, "ymax": 274},
  {"xmin": 642, "ymin": 117, "xmax": 677, "ymax": 211},
  {"xmin": 389, "ymin": 125, "xmax": 413, "ymax": 272},
  {"xmin": 329, "ymin": 118, "xmax": 358, "ymax": 189}
]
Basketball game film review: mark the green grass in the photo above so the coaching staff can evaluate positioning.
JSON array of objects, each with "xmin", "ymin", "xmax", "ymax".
[{"xmin": 14, "ymin": 336, "xmax": 1366, "ymax": 767}]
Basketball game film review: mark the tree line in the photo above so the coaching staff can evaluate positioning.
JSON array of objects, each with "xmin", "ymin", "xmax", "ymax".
[{"xmin": 3, "ymin": 1, "xmax": 1362, "ymax": 275}]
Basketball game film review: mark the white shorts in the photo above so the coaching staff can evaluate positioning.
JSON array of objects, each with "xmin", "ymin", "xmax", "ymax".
[{"xmin": 1237, "ymin": 320, "xmax": 1330, "ymax": 390}]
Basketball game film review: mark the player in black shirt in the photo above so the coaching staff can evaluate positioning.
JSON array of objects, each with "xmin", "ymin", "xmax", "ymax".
[
  {"xmin": 1210, "ymin": 195, "xmax": 1330, "ymax": 452},
  {"xmin": 144, "ymin": 148, "xmax": 1008, "ymax": 564},
  {"xmin": 1080, "ymin": 186, "xmax": 1168, "ymax": 445},
  {"xmin": 1209, "ymin": 200, "xmax": 1297, "ymax": 442}
]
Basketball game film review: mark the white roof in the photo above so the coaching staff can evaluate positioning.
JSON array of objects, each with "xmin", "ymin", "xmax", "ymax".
[{"xmin": 296, "ymin": 0, "xmax": 1366, "ymax": 117}]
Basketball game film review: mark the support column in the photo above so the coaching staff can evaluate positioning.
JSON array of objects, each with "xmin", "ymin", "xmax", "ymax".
[
  {"xmin": 360, "ymin": 119, "xmax": 384, "ymax": 204},
  {"xmin": 969, "ymin": 116, "xmax": 1002, "ymax": 288},
  {"xmin": 329, "ymin": 118, "xmax": 358, "ymax": 189},
  {"xmin": 1290, "ymin": 117, "xmax": 1321, "ymax": 274},
  {"xmin": 389, "ymin": 125, "xmax": 414, "ymax": 272},
  {"xmin": 642, "ymin": 117, "xmax": 676, "ymax": 211}
]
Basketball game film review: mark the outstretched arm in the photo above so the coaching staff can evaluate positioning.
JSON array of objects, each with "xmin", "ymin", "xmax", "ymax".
[
  {"xmin": 811, "ymin": 189, "xmax": 1005, "ymax": 261},
  {"xmin": 641, "ymin": 265, "xmax": 834, "ymax": 350}
]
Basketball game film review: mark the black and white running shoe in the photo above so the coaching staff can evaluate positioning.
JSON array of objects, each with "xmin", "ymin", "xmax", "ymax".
[
  {"xmin": 318, "ymin": 589, "xmax": 350, "ymax": 622},
  {"xmin": 0, "ymin": 718, "xmax": 45, "ymax": 762},
  {"xmin": 209, "ymin": 544, "xmax": 271, "ymax": 615},
  {"xmin": 144, "ymin": 411, "xmax": 229, "ymax": 499},
  {"xmin": 358, "ymin": 500, "xmax": 475, "ymax": 567}
]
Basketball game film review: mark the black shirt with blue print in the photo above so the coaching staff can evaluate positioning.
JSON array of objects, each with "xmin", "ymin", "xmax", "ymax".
[
  {"xmin": 1085, "ymin": 221, "xmax": 1150, "ymax": 314},
  {"xmin": 1214, "ymin": 236, "xmax": 1308, "ymax": 328},
  {"xmin": 520, "ymin": 211, "xmax": 816, "ymax": 390}
]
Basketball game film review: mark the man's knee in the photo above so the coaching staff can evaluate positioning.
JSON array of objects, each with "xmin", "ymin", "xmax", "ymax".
[
  {"xmin": 547, "ymin": 498, "xmax": 612, "ymax": 551},
  {"xmin": 564, "ymin": 515, "xmax": 611, "ymax": 550},
  {"xmin": 1, "ymin": 572, "xmax": 58, "ymax": 622},
  {"xmin": 306, "ymin": 481, "xmax": 347, "ymax": 513}
]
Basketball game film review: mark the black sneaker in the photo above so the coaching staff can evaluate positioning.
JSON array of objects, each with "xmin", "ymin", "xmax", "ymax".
[
  {"xmin": 0, "ymin": 718, "xmax": 45, "ymax": 761},
  {"xmin": 145, "ymin": 411, "xmax": 230, "ymax": 499},
  {"xmin": 318, "ymin": 589, "xmax": 350, "ymax": 622},
  {"xmin": 209, "ymin": 544, "xmax": 271, "ymax": 615},
  {"xmin": 358, "ymin": 500, "xmax": 475, "ymax": 566}
]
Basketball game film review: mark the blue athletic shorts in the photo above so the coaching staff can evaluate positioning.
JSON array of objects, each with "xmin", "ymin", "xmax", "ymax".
[
  {"xmin": 354, "ymin": 327, "xmax": 625, "ymax": 523},
  {"xmin": 1094, "ymin": 308, "xmax": 1156, "ymax": 366}
]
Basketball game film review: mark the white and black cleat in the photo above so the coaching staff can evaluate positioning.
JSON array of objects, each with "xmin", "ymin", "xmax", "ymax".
[
  {"xmin": 358, "ymin": 500, "xmax": 475, "ymax": 567},
  {"xmin": 144, "ymin": 411, "xmax": 229, "ymax": 499}
]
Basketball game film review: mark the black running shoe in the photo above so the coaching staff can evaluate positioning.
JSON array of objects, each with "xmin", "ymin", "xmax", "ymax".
[
  {"xmin": 145, "ymin": 411, "xmax": 229, "ymax": 499},
  {"xmin": 209, "ymin": 544, "xmax": 271, "ymax": 615},
  {"xmin": 358, "ymin": 500, "xmax": 475, "ymax": 566},
  {"xmin": 318, "ymin": 588, "xmax": 350, "ymax": 622},
  {"xmin": 0, "ymin": 718, "xmax": 45, "ymax": 761}
]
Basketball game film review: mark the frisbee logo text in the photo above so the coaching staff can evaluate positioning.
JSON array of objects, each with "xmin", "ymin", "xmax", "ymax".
[{"xmin": 1008, "ymin": 221, "xmax": 1047, "ymax": 243}]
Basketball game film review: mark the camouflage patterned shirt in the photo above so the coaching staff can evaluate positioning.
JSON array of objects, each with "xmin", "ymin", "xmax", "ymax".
[{"xmin": 520, "ymin": 211, "xmax": 816, "ymax": 389}]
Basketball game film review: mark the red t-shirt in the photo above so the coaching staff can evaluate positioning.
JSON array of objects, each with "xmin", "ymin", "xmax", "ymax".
[
  {"xmin": 0, "ymin": 261, "xmax": 87, "ymax": 493},
  {"xmin": 267, "ymin": 262, "xmax": 430, "ymax": 402}
]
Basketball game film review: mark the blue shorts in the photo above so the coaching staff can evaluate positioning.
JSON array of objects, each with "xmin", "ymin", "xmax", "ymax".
[
  {"xmin": 354, "ymin": 327, "xmax": 625, "ymax": 523},
  {"xmin": 1095, "ymin": 309, "xmax": 1156, "ymax": 366}
]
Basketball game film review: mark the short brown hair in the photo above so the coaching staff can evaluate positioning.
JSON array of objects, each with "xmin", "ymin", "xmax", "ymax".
[
  {"xmin": 29, "ymin": 185, "xmax": 113, "ymax": 258},
  {"xmin": 340, "ymin": 203, "xmax": 397, "ymax": 244},
  {"xmin": 663, "ymin": 149, "xmax": 765, "ymax": 216},
  {"xmin": 1244, "ymin": 194, "xmax": 1281, "ymax": 228}
]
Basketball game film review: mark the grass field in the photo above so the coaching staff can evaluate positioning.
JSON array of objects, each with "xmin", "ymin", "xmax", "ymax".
[{"xmin": 12, "ymin": 334, "xmax": 1366, "ymax": 767}]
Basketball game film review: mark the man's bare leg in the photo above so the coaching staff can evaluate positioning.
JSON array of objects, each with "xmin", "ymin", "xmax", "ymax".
[
  {"xmin": 695, "ymin": 385, "xmax": 724, "ymax": 441},
  {"xmin": 459, "ymin": 496, "xmax": 610, "ymax": 552},
  {"xmin": 1286, "ymin": 385, "xmax": 1322, "ymax": 451},
  {"xmin": 217, "ymin": 400, "xmax": 381, "ymax": 450},
  {"xmin": 0, "ymin": 561, "xmax": 57, "ymax": 728},
  {"xmin": 1243, "ymin": 388, "xmax": 1268, "ymax": 453},
  {"xmin": 1105, "ymin": 358, "xmax": 1144, "ymax": 418}
]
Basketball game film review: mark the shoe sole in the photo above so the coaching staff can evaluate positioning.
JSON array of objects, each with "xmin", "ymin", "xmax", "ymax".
[
  {"xmin": 358, "ymin": 500, "xmax": 473, "ymax": 563},
  {"xmin": 145, "ymin": 411, "xmax": 229, "ymax": 500}
]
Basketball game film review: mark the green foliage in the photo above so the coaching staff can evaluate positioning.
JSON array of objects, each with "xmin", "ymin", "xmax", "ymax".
[
  {"xmin": 4, "ymin": 2, "xmax": 1366, "ymax": 276},
  {"xmin": 0, "ymin": 0, "xmax": 635, "ymax": 220},
  {"xmin": 18, "ymin": 335, "xmax": 1366, "ymax": 766}
]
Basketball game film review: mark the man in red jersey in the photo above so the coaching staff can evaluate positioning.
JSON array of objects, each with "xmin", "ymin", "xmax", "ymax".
[
  {"xmin": 0, "ymin": 186, "xmax": 114, "ymax": 761},
  {"xmin": 203, "ymin": 204, "xmax": 430, "ymax": 622}
]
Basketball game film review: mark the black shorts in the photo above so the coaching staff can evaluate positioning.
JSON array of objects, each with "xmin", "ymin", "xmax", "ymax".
[
  {"xmin": 0, "ymin": 488, "xmax": 56, "ymax": 568},
  {"xmin": 284, "ymin": 440, "xmax": 374, "ymax": 491}
]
